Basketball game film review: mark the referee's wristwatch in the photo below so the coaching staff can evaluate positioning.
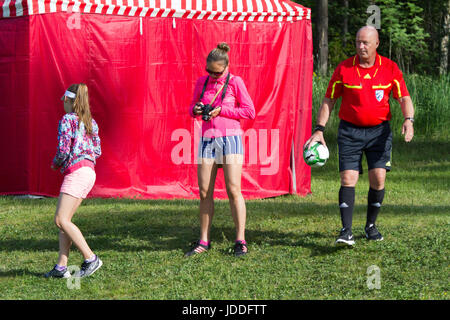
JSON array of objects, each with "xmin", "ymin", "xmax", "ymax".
[
  {"xmin": 314, "ymin": 124, "xmax": 325, "ymax": 132},
  {"xmin": 404, "ymin": 117, "xmax": 414, "ymax": 123}
]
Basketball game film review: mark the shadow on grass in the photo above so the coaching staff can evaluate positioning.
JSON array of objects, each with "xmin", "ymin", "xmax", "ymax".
[
  {"xmin": 0, "ymin": 223, "xmax": 340, "ymax": 255},
  {"xmin": 0, "ymin": 269, "xmax": 44, "ymax": 278},
  {"xmin": 0, "ymin": 229, "xmax": 349, "ymax": 276},
  {"xmin": 0, "ymin": 201, "xmax": 447, "ymax": 260}
]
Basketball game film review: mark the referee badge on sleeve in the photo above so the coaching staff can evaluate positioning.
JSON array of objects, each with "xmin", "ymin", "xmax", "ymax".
[{"xmin": 375, "ymin": 90, "xmax": 384, "ymax": 102}]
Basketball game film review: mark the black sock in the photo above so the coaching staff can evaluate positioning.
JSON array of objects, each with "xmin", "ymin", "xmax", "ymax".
[
  {"xmin": 339, "ymin": 186, "xmax": 355, "ymax": 230},
  {"xmin": 366, "ymin": 188, "xmax": 385, "ymax": 227}
]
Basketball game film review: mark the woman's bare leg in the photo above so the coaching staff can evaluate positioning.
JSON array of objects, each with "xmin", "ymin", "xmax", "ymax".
[
  {"xmin": 223, "ymin": 154, "xmax": 246, "ymax": 242},
  {"xmin": 197, "ymin": 158, "xmax": 219, "ymax": 242}
]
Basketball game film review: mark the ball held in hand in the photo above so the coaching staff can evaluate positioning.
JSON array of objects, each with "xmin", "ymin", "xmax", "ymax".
[{"xmin": 303, "ymin": 142, "xmax": 329, "ymax": 167}]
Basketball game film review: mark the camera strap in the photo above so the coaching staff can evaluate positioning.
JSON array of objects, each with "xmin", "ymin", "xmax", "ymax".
[
  {"xmin": 199, "ymin": 72, "xmax": 232, "ymax": 105},
  {"xmin": 221, "ymin": 72, "xmax": 231, "ymax": 101}
]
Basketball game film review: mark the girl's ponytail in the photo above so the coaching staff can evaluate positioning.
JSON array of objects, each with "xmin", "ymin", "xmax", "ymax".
[{"xmin": 71, "ymin": 83, "xmax": 93, "ymax": 135}]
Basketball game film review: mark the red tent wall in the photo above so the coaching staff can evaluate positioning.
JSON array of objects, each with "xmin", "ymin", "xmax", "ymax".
[
  {"xmin": 0, "ymin": 16, "xmax": 31, "ymax": 193},
  {"xmin": 0, "ymin": 12, "xmax": 312, "ymax": 199}
]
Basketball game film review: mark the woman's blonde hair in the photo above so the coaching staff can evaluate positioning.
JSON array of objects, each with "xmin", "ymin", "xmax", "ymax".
[
  {"xmin": 207, "ymin": 42, "xmax": 230, "ymax": 66},
  {"xmin": 66, "ymin": 83, "xmax": 93, "ymax": 135}
]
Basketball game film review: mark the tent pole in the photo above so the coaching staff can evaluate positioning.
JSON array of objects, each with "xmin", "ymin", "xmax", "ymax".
[{"xmin": 291, "ymin": 140, "xmax": 297, "ymax": 194}]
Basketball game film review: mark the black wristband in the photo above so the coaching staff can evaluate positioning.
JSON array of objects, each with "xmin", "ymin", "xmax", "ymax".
[{"xmin": 314, "ymin": 125, "xmax": 325, "ymax": 132}]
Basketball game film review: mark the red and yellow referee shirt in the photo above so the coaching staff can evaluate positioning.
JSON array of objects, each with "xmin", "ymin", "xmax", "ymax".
[{"xmin": 325, "ymin": 53, "xmax": 409, "ymax": 127}]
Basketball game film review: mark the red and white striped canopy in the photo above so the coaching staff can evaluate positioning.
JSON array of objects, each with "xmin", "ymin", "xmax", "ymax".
[{"xmin": 0, "ymin": 0, "xmax": 310, "ymax": 22}]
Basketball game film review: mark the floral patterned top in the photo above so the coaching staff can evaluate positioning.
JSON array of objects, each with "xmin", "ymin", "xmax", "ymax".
[{"xmin": 52, "ymin": 113, "xmax": 101, "ymax": 174}]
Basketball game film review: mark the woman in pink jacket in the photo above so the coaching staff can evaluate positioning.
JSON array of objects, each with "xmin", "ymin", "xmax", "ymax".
[{"xmin": 186, "ymin": 43, "xmax": 256, "ymax": 257}]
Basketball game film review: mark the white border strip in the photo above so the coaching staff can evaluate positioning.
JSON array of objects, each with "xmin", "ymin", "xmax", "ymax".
[{"xmin": 2, "ymin": 0, "xmax": 309, "ymax": 20}]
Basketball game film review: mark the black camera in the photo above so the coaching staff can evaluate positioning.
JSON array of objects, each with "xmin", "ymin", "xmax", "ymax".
[{"xmin": 200, "ymin": 104, "xmax": 214, "ymax": 121}]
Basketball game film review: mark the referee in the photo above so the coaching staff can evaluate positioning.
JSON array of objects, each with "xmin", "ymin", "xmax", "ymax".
[{"xmin": 305, "ymin": 26, "xmax": 415, "ymax": 246}]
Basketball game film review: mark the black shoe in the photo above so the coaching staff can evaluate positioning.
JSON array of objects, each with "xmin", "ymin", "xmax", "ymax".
[
  {"xmin": 234, "ymin": 241, "xmax": 248, "ymax": 257},
  {"xmin": 335, "ymin": 228, "xmax": 355, "ymax": 246},
  {"xmin": 75, "ymin": 256, "xmax": 103, "ymax": 278},
  {"xmin": 185, "ymin": 240, "xmax": 210, "ymax": 257},
  {"xmin": 365, "ymin": 224, "xmax": 384, "ymax": 241},
  {"xmin": 44, "ymin": 265, "xmax": 71, "ymax": 278}
]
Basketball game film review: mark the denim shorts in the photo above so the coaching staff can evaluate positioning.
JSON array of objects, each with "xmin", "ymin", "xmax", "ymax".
[{"xmin": 198, "ymin": 136, "xmax": 243, "ymax": 163}]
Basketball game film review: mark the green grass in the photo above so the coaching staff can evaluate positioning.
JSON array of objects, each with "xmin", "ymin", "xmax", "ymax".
[
  {"xmin": 0, "ymin": 75, "xmax": 448, "ymax": 300},
  {"xmin": 0, "ymin": 133, "xmax": 449, "ymax": 300}
]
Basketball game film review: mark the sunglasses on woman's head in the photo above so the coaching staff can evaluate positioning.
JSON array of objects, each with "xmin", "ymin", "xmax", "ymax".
[{"xmin": 205, "ymin": 67, "xmax": 226, "ymax": 77}]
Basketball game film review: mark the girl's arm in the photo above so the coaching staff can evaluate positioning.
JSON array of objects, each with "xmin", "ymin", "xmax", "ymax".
[
  {"xmin": 92, "ymin": 121, "xmax": 102, "ymax": 159},
  {"xmin": 219, "ymin": 76, "xmax": 256, "ymax": 120},
  {"xmin": 52, "ymin": 116, "xmax": 73, "ymax": 167}
]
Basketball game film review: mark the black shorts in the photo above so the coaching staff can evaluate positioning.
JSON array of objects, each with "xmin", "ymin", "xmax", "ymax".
[{"xmin": 338, "ymin": 120, "xmax": 392, "ymax": 174}]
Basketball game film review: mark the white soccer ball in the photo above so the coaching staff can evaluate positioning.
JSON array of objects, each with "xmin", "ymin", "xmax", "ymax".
[{"xmin": 303, "ymin": 142, "xmax": 329, "ymax": 167}]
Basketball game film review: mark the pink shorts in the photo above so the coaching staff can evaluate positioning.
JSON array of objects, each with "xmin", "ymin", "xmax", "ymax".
[{"xmin": 60, "ymin": 166, "xmax": 96, "ymax": 199}]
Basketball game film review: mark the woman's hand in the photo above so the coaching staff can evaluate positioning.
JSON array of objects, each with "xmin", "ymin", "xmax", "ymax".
[
  {"xmin": 193, "ymin": 103, "xmax": 203, "ymax": 115},
  {"xmin": 209, "ymin": 107, "xmax": 222, "ymax": 119}
]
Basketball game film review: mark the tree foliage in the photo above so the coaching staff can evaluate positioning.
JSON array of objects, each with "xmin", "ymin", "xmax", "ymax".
[{"xmin": 296, "ymin": 0, "xmax": 449, "ymax": 75}]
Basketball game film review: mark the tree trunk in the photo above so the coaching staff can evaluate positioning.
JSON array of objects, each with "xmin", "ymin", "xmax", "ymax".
[
  {"xmin": 318, "ymin": 0, "xmax": 328, "ymax": 76},
  {"xmin": 342, "ymin": 0, "xmax": 349, "ymax": 47},
  {"xmin": 389, "ymin": 31, "xmax": 392, "ymax": 60},
  {"xmin": 440, "ymin": 0, "xmax": 450, "ymax": 75}
]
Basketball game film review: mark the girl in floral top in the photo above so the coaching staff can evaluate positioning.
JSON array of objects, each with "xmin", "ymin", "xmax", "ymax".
[{"xmin": 45, "ymin": 83, "xmax": 103, "ymax": 279}]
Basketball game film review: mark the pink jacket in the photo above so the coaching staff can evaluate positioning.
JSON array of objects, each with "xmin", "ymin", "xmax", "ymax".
[{"xmin": 188, "ymin": 72, "xmax": 255, "ymax": 138}]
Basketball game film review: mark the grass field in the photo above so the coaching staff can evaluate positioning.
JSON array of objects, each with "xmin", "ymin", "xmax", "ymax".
[
  {"xmin": 0, "ymin": 74, "xmax": 448, "ymax": 300},
  {"xmin": 0, "ymin": 134, "xmax": 448, "ymax": 300}
]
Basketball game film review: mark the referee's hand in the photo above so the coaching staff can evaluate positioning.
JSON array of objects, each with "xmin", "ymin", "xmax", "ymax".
[
  {"xmin": 304, "ymin": 131, "xmax": 326, "ymax": 150},
  {"xmin": 402, "ymin": 120, "xmax": 414, "ymax": 142}
]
